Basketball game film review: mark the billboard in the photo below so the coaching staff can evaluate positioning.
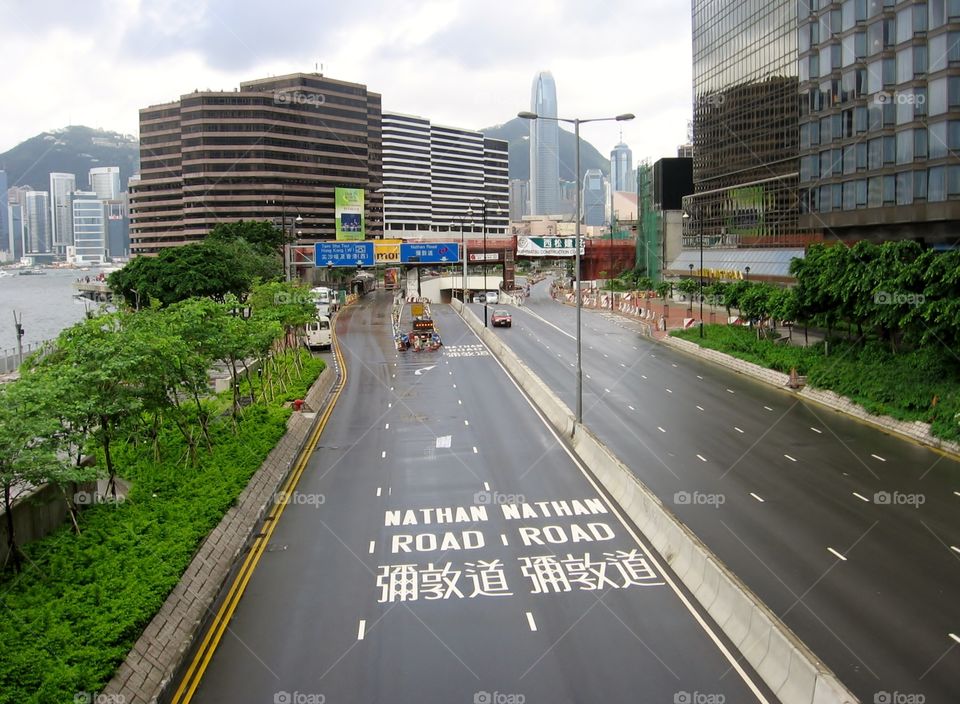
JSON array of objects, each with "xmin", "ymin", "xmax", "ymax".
[
  {"xmin": 516, "ymin": 236, "xmax": 584, "ymax": 257},
  {"xmin": 335, "ymin": 187, "xmax": 365, "ymax": 241},
  {"xmin": 375, "ymin": 240, "xmax": 402, "ymax": 264}
]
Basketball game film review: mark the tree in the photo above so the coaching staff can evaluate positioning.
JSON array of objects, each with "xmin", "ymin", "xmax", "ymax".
[{"xmin": 207, "ymin": 220, "xmax": 291, "ymax": 257}]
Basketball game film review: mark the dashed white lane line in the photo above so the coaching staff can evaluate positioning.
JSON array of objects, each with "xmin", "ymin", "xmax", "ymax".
[
  {"xmin": 392, "ymin": 374, "xmax": 396, "ymax": 379},
  {"xmin": 473, "ymin": 446, "xmax": 478, "ymax": 454},
  {"xmin": 784, "ymin": 454, "xmax": 797, "ymax": 462},
  {"xmin": 464, "ymin": 420, "xmax": 470, "ymax": 426},
  {"xmin": 483, "ymin": 482, "xmax": 490, "ymax": 491},
  {"xmin": 586, "ymin": 374, "xmax": 592, "ymax": 379},
  {"xmin": 871, "ymin": 454, "xmax": 887, "ymax": 462},
  {"xmin": 696, "ymin": 454, "xmax": 708, "ymax": 462},
  {"xmin": 696, "ymin": 405, "xmax": 705, "ymax": 411},
  {"xmin": 764, "ymin": 406, "xmax": 773, "ymax": 411},
  {"xmin": 641, "ymin": 374, "xmax": 647, "ymax": 379},
  {"xmin": 734, "ymin": 427, "xmax": 744, "ymax": 434},
  {"xmin": 697, "ymin": 375, "xmax": 703, "ymax": 380},
  {"xmin": 368, "ymin": 540, "xmax": 375, "ymax": 554},
  {"xmin": 657, "ymin": 426, "xmax": 666, "ymax": 433},
  {"xmin": 750, "ymin": 493, "xmax": 765, "ymax": 503},
  {"xmin": 628, "ymin": 405, "xmax": 635, "ymax": 411},
  {"xmin": 390, "ymin": 386, "xmax": 394, "ymax": 391},
  {"xmin": 853, "ymin": 492, "xmax": 870, "ymax": 503},
  {"xmin": 651, "ymin": 354, "xmax": 656, "ymax": 358},
  {"xmin": 603, "ymin": 354, "xmax": 609, "ymax": 358},
  {"xmin": 453, "ymin": 384, "xmax": 457, "ymax": 388},
  {"xmin": 385, "ymin": 423, "xmax": 389, "ymax": 430},
  {"xmin": 954, "ymin": 491, "xmax": 960, "ymax": 498},
  {"xmin": 950, "ymin": 546, "xmax": 960, "ymax": 555},
  {"xmin": 726, "ymin": 389, "xmax": 735, "ymax": 394},
  {"xmin": 381, "ymin": 451, "xmax": 387, "ymax": 459},
  {"xmin": 376, "ymin": 487, "xmax": 382, "ymax": 496},
  {"xmin": 672, "ymin": 363, "xmax": 678, "ymax": 368},
  {"xmin": 620, "ymin": 363, "xmax": 627, "ymax": 368},
  {"xmin": 604, "ymin": 388, "xmax": 611, "ymax": 394},
  {"xmin": 388, "ymin": 403, "xmax": 392, "ymax": 408},
  {"xmin": 827, "ymin": 548, "xmax": 848, "ymax": 561},
  {"xmin": 458, "ymin": 400, "xmax": 462, "ymax": 405},
  {"xmin": 811, "ymin": 427, "xmax": 822, "ymax": 434},
  {"xmin": 950, "ymin": 633, "xmax": 960, "ymax": 645},
  {"xmin": 357, "ymin": 619, "xmax": 366, "ymax": 641},
  {"xmin": 526, "ymin": 612, "xmax": 538, "ymax": 632},
  {"xmin": 665, "ymin": 388, "xmax": 673, "ymax": 394},
  {"xmin": 633, "ymin": 346, "xmax": 638, "ymax": 350},
  {"xmin": 388, "ymin": 487, "xmax": 392, "ymax": 496}
]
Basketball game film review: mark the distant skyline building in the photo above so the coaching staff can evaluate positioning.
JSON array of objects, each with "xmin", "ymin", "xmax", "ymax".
[
  {"xmin": 49, "ymin": 172, "xmax": 76, "ymax": 254},
  {"xmin": 130, "ymin": 72, "xmax": 383, "ymax": 257},
  {"xmin": 23, "ymin": 190, "xmax": 51, "ymax": 254},
  {"xmin": 610, "ymin": 141, "xmax": 633, "ymax": 192},
  {"xmin": 582, "ymin": 169, "xmax": 606, "ymax": 226},
  {"xmin": 529, "ymin": 70, "xmax": 559, "ymax": 216},
  {"xmin": 381, "ymin": 112, "xmax": 508, "ymax": 238},
  {"xmin": 89, "ymin": 166, "xmax": 121, "ymax": 200},
  {"xmin": 508, "ymin": 179, "xmax": 529, "ymax": 221},
  {"xmin": 105, "ymin": 198, "xmax": 130, "ymax": 258},
  {"xmin": 72, "ymin": 191, "xmax": 107, "ymax": 264},
  {"xmin": 7, "ymin": 203, "xmax": 23, "ymax": 261},
  {"xmin": 0, "ymin": 171, "xmax": 8, "ymax": 256}
]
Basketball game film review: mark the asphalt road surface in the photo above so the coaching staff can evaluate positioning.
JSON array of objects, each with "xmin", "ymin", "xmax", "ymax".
[
  {"xmin": 186, "ymin": 291, "xmax": 773, "ymax": 704},
  {"xmin": 471, "ymin": 279, "xmax": 960, "ymax": 703}
]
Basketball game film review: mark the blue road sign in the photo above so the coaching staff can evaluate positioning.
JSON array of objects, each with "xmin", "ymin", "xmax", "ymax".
[
  {"xmin": 315, "ymin": 241, "xmax": 375, "ymax": 267},
  {"xmin": 400, "ymin": 242, "xmax": 460, "ymax": 264}
]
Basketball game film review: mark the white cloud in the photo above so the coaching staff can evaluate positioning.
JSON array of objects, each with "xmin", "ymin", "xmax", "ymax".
[{"xmin": 0, "ymin": 0, "xmax": 692, "ymax": 166}]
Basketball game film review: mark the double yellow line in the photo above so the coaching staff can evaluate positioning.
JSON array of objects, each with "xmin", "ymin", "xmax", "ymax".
[{"xmin": 170, "ymin": 327, "xmax": 347, "ymax": 704}]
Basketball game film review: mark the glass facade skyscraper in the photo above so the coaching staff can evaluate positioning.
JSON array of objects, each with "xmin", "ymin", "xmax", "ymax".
[
  {"xmin": 529, "ymin": 71, "xmax": 559, "ymax": 216},
  {"xmin": 582, "ymin": 169, "xmax": 606, "ymax": 226},
  {"xmin": 797, "ymin": 0, "xmax": 960, "ymax": 244},
  {"xmin": 49, "ymin": 172, "xmax": 76, "ymax": 254},
  {"xmin": 611, "ymin": 142, "xmax": 634, "ymax": 192},
  {"xmin": 687, "ymin": 0, "xmax": 801, "ymax": 248}
]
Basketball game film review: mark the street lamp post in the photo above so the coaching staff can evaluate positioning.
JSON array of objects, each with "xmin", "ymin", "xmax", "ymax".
[
  {"xmin": 469, "ymin": 199, "xmax": 505, "ymax": 326},
  {"xmin": 519, "ymin": 110, "xmax": 635, "ymax": 426}
]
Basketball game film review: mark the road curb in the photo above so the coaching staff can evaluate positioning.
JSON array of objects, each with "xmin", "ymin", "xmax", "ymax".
[
  {"xmin": 100, "ymin": 360, "xmax": 338, "ymax": 704},
  {"xmin": 660, "ymin": 334, "xmax": 960, "ymax": 460},
  {"xmin": 453, "ymin": 299, "xmax": 858, "ymax": 704}
]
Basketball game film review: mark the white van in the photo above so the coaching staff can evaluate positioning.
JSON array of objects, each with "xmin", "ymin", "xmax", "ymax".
[
  {"xmin": 485, "ymin": 291, "xmax": 499, "ymax": 304},
  {"xmin": 305, "ymin": 316, "xmax": 332, "ymax": 350}
]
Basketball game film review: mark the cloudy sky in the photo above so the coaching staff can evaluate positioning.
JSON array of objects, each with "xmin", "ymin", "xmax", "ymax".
[{"xmin": 0, "ymin": 0, "xmax": 693, "ymax": 163}]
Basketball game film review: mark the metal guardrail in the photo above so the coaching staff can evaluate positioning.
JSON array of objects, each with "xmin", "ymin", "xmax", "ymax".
[{"xmin": 0, "ymin": 341, "xmax": 51, "ymax": 375}]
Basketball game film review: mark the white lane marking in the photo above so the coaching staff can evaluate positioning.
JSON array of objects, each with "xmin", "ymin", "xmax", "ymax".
[
  {"xmin": 390, "ymin": 386, "xmax": 394, "ymax": 391},
  {"xmin": 464, "ymin": 420, "xmax": 470, "ymax": 426},
  {"xmin": 385, "ymin": 423, "xmax": 389, "ymax": 430},
  {"xmin": 827, "ymin": 548, "xmax": 848, "ymax": 561},
  {"xmin": 641, "ymin": 375, "xmax": 647, "ymax": 379},
  {"xmin": 459, "ymin": 309, "xmax": 772, "ymax": 702},
  {"xmin": 784, "ymin": 454, "xmax": 797, "ymax": 462},
  {"xmin": 388, "ymin": 403, "xmax": 392, "ymax": 408},
  {"xmin": 764, "ymin": 406, "xmax": 773, "ymax": 411},
  {"xmin": 853, "ymin": 492, "xmax": 870, "ymax": 503},
  {"xmin": 672, "ymin": 363, "xmax": 678, "ymax": 368},
  {"xmin": 650, "ymin": 354, "xmax": 656, "ymax": 358},
  {"xmin": 604, "ymin": 388, "xmax": 611, "ymax": 394},
  {"xmin": 545, "ymin": 345, "xmax": 550, "ymax": 350},
  {"xmin": 558, "ymin": 353, "xmax": 563, "ymax": 358},
  {"xmin": 951, "ymin": 633, "xmax": 960, "ymax": 645},
  {"xmin": 657, "ymin": 426, "xmax": 666, "ymax": 433},
  {"xmin": 603, "ymin": 354, "xmax": 609, "ymax": 358},
  {"xmin": 734, "ymin": 427, "xmax": 744, "ymax": 434},
  {"xmin": 871, "ymin": 454, "xmax": 887, "ymax": 462},
  {"xmin": 453, "ymin": 384, "xmax": 457, "ymax": 388},
  {"xmin": 473, "ymin": 446, "xmax": 478, "ymax": 454},
  {"xmin": 458, "ymin": 400, "xmax": 462, "ymax": 405},
  {"xmin": 381, "ymin": 451, "xmax": 387, "ymax": 459},
  {"xmin": 368, "ymin": 540, "xmax": 375, "ymax": 554},
  {"xmin": 449, "ymin": 371, "xmax": 453, "ymax": 375},
  {"xmin": 697, "ymin": 375, "xmax": 703, "ymax": 380},
  {"xmin": 696, "ymin": 405, "xmax": 704, "ymax": 411},
  {"xmin": 811, "ymin": 427, "xmax": 822, "ymax": 434},
  {"xmin": 501, "ymin": 534, "xmax": 509, "ymax": 546},
  {"xmin": 570, "ymin": 363, "xmax": 575, "ymax": 367},
  {"xmin": 388, "ymin": 487, "xmax": 392, "ymax": 496},
  {"xmin": 750, "ymin": 493, "xmax": 765, "ymax": 503},
  {"xmin": 665, "ymin": 388, "xmax": 673, "ymax": 394},
  {"xmin": 697, "ymin": 454, "xmax": 707, "ymax": 462},
  {"xmin": 526, "ymin": 612, "xmax": 538, "ymax": 632},
  {"xmin": 726, "ymin": 389, "xmax": 735, "ymax": 394},
  {"xmin": 436, "ymin": 435, "xmax": 452, "ymax": 449},
  {"xmin": 357, "ymin": 620, "xmax": 366, "ymax": 640},
  {"xmin": 628, "ymin": 405, "xmax": 635, "ymax": 411},
  {"xmin": 620, "ymin": 363, "xmax": 626, "ymax": 368},
  {"xmin": 586, "ymin": 374, "xmax": 592, "ymax": 379},
  {"xmin": 633, "ymin": 346, "xmax": 638, "ymax": 350},
  {"xmin": 951, "ymin": 546, "xmax": 960, "ymax": 555},
  {"xmin": 955, "ymin": 492, "xmax": 960, "ymax": 498},
  {"xmin": 376, "ymin": 487, "xmax": 382, "ymax": 496},
  {"xmin": 392, "ymin": 374, "xmax": 395, "ymax": 379},
  {"xmin": 483, "ymin": 482, "xmax": 490, "ymax": 491}
]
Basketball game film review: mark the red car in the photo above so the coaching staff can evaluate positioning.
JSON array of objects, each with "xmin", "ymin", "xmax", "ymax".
[{"xmin": 491, "ymin": 309, "xmax": 512, "ymax": 327}]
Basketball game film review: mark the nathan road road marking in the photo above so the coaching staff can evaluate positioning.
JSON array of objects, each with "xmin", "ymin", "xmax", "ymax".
[{"xmin": 454, "ymin": 307, "xmax": 771, "ymax": 703}]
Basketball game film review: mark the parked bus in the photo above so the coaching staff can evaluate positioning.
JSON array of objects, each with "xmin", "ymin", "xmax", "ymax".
[{"xmin": 305, "ymin": 315, "xmax": 332, "ymax": 350}]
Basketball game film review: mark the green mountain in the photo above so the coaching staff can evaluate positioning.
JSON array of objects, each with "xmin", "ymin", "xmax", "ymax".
[
  {"xmin": 481, "ymin": 117, "xmax": 610, "ymax": 182},
  {"xmin": 0, "ymin": 126, "xmax": 139, "ymax": 192}
]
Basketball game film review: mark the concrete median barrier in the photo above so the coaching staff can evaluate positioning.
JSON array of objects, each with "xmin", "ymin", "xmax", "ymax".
[{"xmin": 452, "ymin": 300, "xmax": 858, "ymax": 704}]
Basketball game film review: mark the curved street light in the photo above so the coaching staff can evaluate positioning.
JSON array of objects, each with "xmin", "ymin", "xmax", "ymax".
[{"xmin": 518, "ymin": 110, "xmax": 635, "ymax": 426}]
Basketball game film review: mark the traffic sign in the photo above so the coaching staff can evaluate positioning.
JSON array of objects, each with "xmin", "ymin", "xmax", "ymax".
[
  {"xmin": 400, "ymin": 242, "xmax": 460, "ymax": 264},
  {"xmin": 315, "ymin": 241, "xmax": 375, "ymax": 267}
]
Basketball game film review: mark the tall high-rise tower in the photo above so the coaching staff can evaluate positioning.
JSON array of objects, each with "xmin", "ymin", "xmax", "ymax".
[
  {"xmin": 610, "ymin": 139, "xmax": 633, "ymax": 192},
  {"xmin": 49, "ymin": 172, "xmax": 76, "ymax": 255},
  {"xmin": 89, "ymin": 166, "xmax": 121, "ymax": 200},
  {"xmin": 529, "ymin": 71, "xmax": 559, "ymax": 216}
]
